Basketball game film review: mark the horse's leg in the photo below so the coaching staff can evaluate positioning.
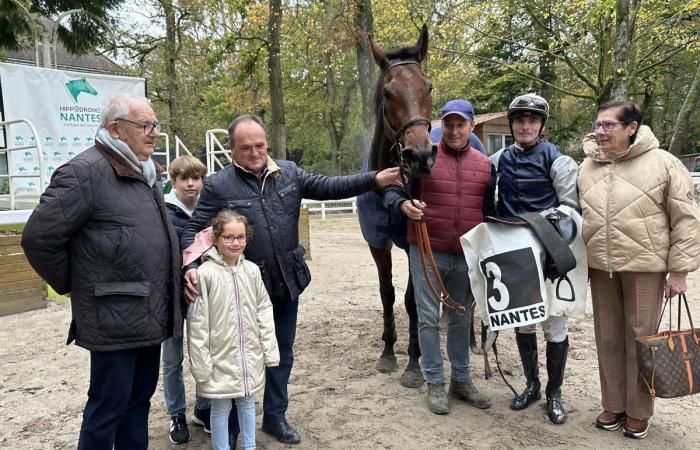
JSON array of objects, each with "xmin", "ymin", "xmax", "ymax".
[
  {"xmin": 368, "ymin": 244, "xmax": 399, "ymax": 373},
  {"xmin": 400, "ymin": 255, "xmax": 424, "ymax": 388}
]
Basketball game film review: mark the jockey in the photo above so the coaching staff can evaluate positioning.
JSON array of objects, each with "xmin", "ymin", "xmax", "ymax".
[{"xmin": 490, "ymin": 93, "xmax": 579, "ymax": 424}]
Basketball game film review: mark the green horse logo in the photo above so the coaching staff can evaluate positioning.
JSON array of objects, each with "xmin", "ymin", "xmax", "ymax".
[{"xmin": 64, "ymin": 78, "xmax": 98, "ymax": 103}]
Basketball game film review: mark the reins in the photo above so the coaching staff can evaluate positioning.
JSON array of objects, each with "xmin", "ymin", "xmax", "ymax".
[{"xmin": 378, "ymin": 60, "xmax": 460, "ymax": 312}]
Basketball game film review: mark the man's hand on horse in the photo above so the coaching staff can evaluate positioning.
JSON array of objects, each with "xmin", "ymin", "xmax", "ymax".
[
  {"xmin": 184, "ymin": 268, "xmax": 200, "ymax": 303},
  {"xmin": 400, "ymin": 199, "xmax": 426, "ymax": 221},
  {"xmin": 375, "ymin": 167, "xmax": 404, "ymax": 187}
]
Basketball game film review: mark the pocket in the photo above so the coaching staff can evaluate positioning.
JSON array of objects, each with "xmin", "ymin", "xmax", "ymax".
[
  {"xmin": 94, "ymin": 281, "xmax": 151, "ymax": 339},
  {"xmin": 290, "ymin": 245, "xmax": 311, "ymax": 289},
  {"xmin": 227, "ymin": 199, "xmax": 255, "ymax": 225},
  {"xmin": 277, "ymin": 184, "xmax": 299, "ymax": 214}
]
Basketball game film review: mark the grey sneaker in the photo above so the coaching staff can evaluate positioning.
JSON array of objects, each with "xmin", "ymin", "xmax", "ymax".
[
  {"xmin": 427, "ymin": 383, "xmax": 450, "ymax": 414},
  {"xmin": 449, "ymin": 379, "xmax": 491, "ymax": 409}
]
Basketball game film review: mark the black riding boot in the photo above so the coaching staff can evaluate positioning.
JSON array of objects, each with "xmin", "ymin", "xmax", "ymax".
[
  {"xmin": 511, "ymin": 332, "xmax": 541, "ymax": 410},
  {"xmin": 545, "ymin": 337, "xmax": 569, "ymax": 424}
]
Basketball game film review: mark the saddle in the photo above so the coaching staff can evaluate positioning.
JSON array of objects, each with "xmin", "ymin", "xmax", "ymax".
[{"xmin": 485, "ymin": 208, "xmax": 577, "ymax": 301}]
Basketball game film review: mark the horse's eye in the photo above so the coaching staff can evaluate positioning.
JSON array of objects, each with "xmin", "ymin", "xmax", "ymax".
[
  {"xmin": 428, "ymin": 83, "xmax": 433, "ymax": 93},
  {"xmin": 383, "ymin": 88, "xmax": 392, "ymax": 100}
]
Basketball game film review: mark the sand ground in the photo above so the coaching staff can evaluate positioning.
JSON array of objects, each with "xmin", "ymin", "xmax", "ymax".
[{"xmin": 1, "ymin": 216, "xmax": 699, "ymax": 449}]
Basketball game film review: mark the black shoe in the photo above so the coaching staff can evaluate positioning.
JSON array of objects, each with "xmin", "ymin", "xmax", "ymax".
[
  {"xmin": 262, "ymin": 420, "xmax": 301, "ymax": 445},
  {"xmin": 511, "ymin": 332, "xmax": 541, "ymax": 411},
  {"xmin": 169, "ymin": 413, "xmax": 191, "ymax": 444},
  {"xmin": 191, "ymin": 406, "xmax": 211, "ymax": 434}
]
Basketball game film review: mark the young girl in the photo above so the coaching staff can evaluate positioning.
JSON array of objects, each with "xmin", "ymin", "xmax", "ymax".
[{"xmin": 187, "ymin": 209, "xmax": 279, "ymax": 450}]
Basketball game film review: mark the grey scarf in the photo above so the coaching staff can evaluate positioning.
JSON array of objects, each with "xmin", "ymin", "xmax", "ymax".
[{"xmin": 95, "ymin": 127, "xmax": 157, "ymax": 187}]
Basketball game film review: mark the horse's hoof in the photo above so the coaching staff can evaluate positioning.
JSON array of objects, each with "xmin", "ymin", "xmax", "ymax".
[
  {"xmin": 376, "ymin": 354, "xmax": 398, "ymax": 373},
  {"xmin": 400, "ymin": 367, "xmax": 424, "ymax": 388}
]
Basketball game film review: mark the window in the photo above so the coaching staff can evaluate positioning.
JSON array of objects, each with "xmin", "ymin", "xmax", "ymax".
[{"xmin": 487, "ymin": 134, "xmax": 514, "ymax": 155}]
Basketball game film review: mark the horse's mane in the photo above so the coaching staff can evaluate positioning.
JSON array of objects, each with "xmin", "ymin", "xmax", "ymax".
[{"xmin": 372, "ymin": 46, "xmax": 422, "ymax": 120}]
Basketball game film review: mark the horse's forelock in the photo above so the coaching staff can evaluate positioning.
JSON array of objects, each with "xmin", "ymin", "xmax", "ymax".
[{"xmin": 372, "ymin": 44, "xmax": 421, "ymax": 119}]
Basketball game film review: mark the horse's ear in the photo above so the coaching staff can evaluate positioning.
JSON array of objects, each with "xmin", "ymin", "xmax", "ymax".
[
  {"xmin": 416, "ymin": 24, "xmax": 429, "ymax": 63},
  {"xmin": 370, "ymin": 37, "xmax": 388, "ymax": 70}
]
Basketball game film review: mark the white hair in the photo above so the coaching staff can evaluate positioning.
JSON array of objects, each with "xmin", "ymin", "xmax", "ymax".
[{"xmin": 100, "ymin": 94, "xmax": 151, "ymax": 127}]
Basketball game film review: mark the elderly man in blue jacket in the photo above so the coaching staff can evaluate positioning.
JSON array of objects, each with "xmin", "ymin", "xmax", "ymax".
[{"xmin": 181, "ymin": 114, "xmax": 402, "ymax": 446}]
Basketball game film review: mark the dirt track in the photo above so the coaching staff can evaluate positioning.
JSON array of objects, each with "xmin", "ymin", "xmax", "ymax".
[{"xmin": 1, "ymin": 216, "xmax": 699, "ymax": 449}]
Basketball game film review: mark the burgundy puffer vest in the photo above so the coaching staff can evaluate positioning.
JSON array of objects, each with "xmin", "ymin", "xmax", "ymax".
[{"xmin": 407, "ymin": 141, "xmax": 492, "ymax": 254}]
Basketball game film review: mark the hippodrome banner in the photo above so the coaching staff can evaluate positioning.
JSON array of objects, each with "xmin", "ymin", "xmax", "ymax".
[{"xmin": 0, "ymin": 63, "xmax": 145, "ymax": 194}]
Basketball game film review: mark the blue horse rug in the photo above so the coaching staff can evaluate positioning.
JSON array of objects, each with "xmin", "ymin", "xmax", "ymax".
[{"xmin": 356, "ymin": 153, "xmax": 409, "ymax": 251}]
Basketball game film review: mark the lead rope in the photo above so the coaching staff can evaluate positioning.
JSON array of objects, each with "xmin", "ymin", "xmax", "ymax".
[{"xmin": 406, "ymin": 177, "xmax": 464, "ymax": 312}]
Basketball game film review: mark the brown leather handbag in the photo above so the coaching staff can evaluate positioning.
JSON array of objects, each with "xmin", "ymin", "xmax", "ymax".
[{"xmin": 636, "ymin": 294, "xmax": 700, "ymax": 399}]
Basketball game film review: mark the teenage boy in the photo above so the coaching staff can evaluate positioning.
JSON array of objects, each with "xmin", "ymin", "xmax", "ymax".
[
  {"xmin": 162, "ymin": 155, "xmax": 208, "ymax": 444},
  {"xmin": 490, "ymin": 93, "xmax": 578, "ymax": 424}
]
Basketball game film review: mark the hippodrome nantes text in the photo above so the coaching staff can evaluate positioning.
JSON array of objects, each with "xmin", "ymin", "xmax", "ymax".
[
  {"xmin": 59, "ymin": 105, "xmax": 103, "ymax": 123},
  {"xmin": 489, "ymin": 304, "xmax": 546, "ymax": 328}
]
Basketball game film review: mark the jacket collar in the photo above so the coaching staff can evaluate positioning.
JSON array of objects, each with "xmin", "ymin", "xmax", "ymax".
[
  {"xmin": 583, "ymin": 125, "xmax": 659, "ymax": 163},
  {"xmin": 438, "ymin": 138, "xmax": 474, "ymax": 157},
  {"xmin": 95, "ymin": 141, "xmax": 163, "ymax": 181},
  {"xmin": 202, "ymin": 246, "xmax": 245, "ymax": 269},
  {"xmin": 233, "ymin": 155, "xmax": 281, "ymax": 180}
]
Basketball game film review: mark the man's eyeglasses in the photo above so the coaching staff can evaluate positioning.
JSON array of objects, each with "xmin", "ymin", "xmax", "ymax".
[
  {"xmin": 220, "ymin": 234, "xmax": 247, "ymax": 244},
  {"xmin": 591, "ymin": 120, "xmax": 625, "ymax": 132},
  {"xmin": 117, "ymin": 118, "xmax": 161, "ymax": 135}
]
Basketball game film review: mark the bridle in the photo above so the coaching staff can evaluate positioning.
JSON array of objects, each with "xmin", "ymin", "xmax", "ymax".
[
  {"xmin": 378, "ymin": 60, "xmax": 464, "ymax": 313},
  {"xmin": 377, "ymin": 60, "xmax": 432, "ymax": 171}
]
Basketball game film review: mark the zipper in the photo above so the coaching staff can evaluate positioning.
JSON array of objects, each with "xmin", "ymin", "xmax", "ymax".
[
  {"xmin": 232, "ymin": 272, "xmax": 250, "ymax": 396},
  {"xmin": 606, "ymin": 163, "xmax": 615, "ymax": 278},
  {"xmin": 454, "ymin": 151, "xmax": 462, "ymax": 243}
]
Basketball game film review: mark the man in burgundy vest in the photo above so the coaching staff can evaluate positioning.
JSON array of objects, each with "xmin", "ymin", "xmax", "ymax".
[{"xmin": 384, "ymin": 99, "xmax": 496, "ymax": 415}]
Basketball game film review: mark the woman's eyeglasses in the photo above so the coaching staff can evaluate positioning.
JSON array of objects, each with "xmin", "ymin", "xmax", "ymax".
[
  {"xmin": 220, "ymin": 234, "xmax": 247, "ymax": 243},
  {"xmin": 591, "ymin": 120, "xmax": 624, "ymax": 132}
]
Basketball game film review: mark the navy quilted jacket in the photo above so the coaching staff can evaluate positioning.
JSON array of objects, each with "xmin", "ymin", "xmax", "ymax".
[
  {"xmin": 22, "ymin": 143, "xmax": 182, "ymax": 351},
  {"xmin": 181, "ymin": 159, "xmax": 377, "ymax": 303}
]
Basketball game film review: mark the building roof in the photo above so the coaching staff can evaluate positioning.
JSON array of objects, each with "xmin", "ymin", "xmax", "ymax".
[
  {"xmin": 474, "ymin": 111, "xmax": 507, "ymax": 125},
  {"xmin": 0, "ymin": 16, "xmax": 123, "ymax": 75}
]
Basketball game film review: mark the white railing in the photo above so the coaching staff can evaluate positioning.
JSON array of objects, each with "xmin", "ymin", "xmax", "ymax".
[
  {"xmin": 205, "ymin": 129, "xmax": 231, "ymax": 174},
  {"xmin": 0, "ymin": 118, "xmax": 45, "ymax": 210},
  {"xmin": 301, "ymin": 197, "xmax": 357, "ymax": 220}
]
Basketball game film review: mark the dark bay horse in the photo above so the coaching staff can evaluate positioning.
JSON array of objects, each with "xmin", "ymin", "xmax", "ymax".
[{"xmin": 356, "ymin": 25, "xmax": 436, "ymax": 388}]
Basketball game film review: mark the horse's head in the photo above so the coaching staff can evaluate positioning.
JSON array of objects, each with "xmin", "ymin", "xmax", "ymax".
[{"xmin": 370, "ymin": 25, "xmax": 436, "ymax": 178}]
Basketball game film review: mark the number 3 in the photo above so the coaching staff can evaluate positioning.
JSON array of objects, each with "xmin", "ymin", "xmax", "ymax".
[{"xmin": 485, "ymin": 261, "xmax": 510, "ymax": 311}]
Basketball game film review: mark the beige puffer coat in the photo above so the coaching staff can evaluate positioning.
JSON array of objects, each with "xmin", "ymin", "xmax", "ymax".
[
  {"xmin": 187, "ymin": 247, "xmax": 279, "ymax": 399},
  {"xmin": 577, "ymin": 125, "xmax": 700, "ymax": 275}
]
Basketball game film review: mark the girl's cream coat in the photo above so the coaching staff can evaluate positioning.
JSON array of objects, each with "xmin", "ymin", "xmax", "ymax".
[
  {"xmin": 187, "ymin": 247, "xmax": 279, "ymax": 399},
  {"xmin": 577, "ymin": 125, "xmax": 700, "ymax": 275}
]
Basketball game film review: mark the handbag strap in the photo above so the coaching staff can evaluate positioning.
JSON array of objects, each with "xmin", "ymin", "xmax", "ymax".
[
  {"xmin": 679, "ymin": 293, "xmax": 699, "ymax": 345},
  {"xmin": 660, "ymin": 293, "xmax": 699, "ymax": 350}
]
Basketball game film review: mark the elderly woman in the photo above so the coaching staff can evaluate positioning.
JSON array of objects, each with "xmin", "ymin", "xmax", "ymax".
[{"xmin": 578, "ymin": 99, "xmax": 700, "ymax": 439}]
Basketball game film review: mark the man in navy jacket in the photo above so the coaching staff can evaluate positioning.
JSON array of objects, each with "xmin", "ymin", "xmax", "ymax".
[{"xmin": 181, "ymin": 115, "xmax": 402, "ymax": 445}]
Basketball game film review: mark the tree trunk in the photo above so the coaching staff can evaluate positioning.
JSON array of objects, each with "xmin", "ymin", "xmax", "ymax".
[
  {"xmin": 322, "ymin": 0, "xmax": 340, "ymax": 173},
  {"xmin": 163, "ymin": 0, "xmax": 180, "ymax": 137},
  {"xmin": 669, "ymin": 63, "xmax": 700, "ymax": 157},
  {"xmin": 535, "ymin": 1, "xmax": 557, "ymax": 131},
  {"xmin": 611, "ymin": 0, "xmax": 639, "ymax": 100},
  {"xmin": 267, "ymin": 0, "xmax": 286, "ymax": 160},
  {"xmin": 355, "ymin": 0, "xmax": 374, "ymax": 132}
]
